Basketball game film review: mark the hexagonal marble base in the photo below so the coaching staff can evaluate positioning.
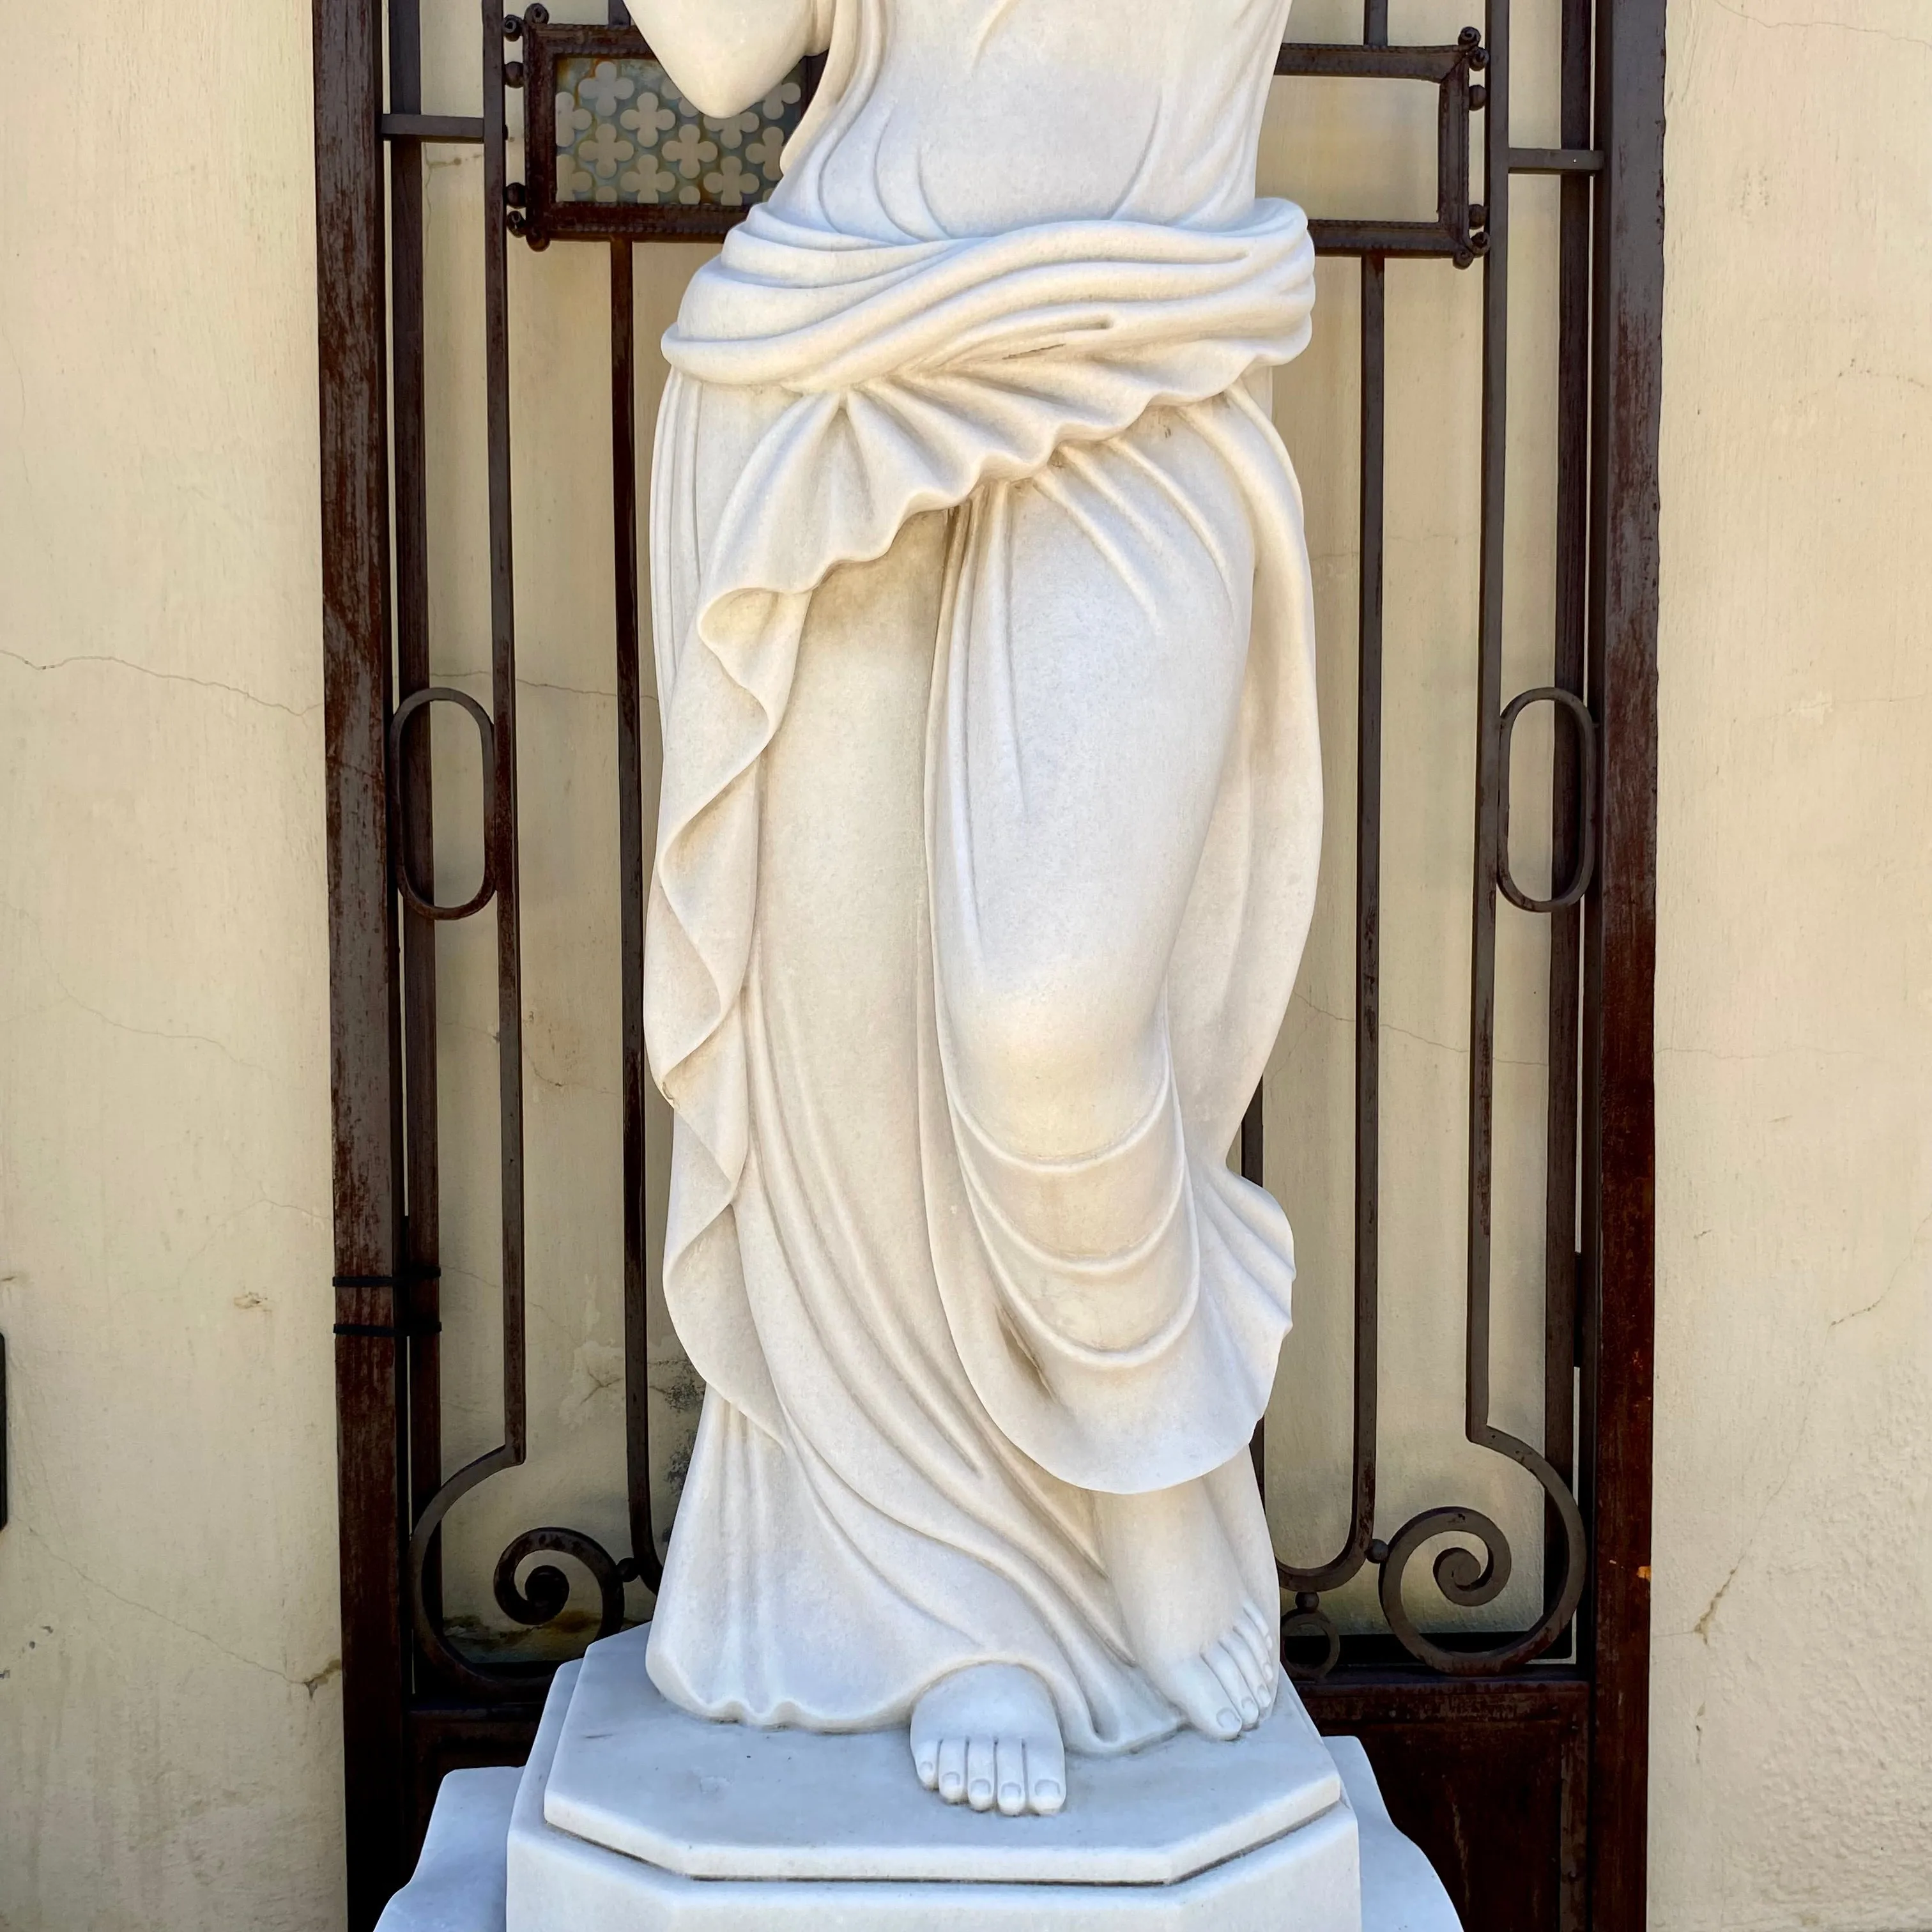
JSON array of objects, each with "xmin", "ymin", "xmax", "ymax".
[
  {"xmin": 378, "ymin": 1638, "xmax": 1462, "ymax": 1932},
  {"xmin": 544, "ymin": 1625, "xmax": 1344, "ymax": 1885}
]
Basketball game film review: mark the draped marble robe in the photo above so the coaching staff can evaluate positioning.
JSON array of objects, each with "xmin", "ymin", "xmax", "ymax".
[{"xmin": 641, "ymin": 0, "xmax": 1322, "ymax": 1755}]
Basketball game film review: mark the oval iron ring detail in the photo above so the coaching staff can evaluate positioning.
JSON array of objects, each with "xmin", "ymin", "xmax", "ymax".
[
  {"xmin": 388, "ymin": 686, "xmax": 499, "ymax": 921},
  {"xmin": 1498, "ymin": 685, "xmax": 1597, "ymax": 913}
]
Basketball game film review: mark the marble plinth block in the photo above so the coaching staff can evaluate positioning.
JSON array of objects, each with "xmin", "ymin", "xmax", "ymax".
[{"xmin": 378, "ymin": 1631, "xmax": 1462, "ymax": 1932}]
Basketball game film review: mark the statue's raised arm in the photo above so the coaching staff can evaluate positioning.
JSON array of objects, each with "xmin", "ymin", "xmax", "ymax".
[{"xmin": 625, "ymin": 0, "xmax": 831, "ymax": 116}]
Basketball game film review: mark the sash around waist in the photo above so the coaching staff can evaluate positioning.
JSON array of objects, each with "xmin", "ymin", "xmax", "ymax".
[{"xmin": 663, "ymin": 199, "xmax": 1317, "ymax": 394}]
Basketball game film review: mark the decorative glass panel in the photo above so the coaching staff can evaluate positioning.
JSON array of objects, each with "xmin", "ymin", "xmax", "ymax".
[{"xmin": 552, "ymin": 57, "xmax": 807, "ymax": 210}]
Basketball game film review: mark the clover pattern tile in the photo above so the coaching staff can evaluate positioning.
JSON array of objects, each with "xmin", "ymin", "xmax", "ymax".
[
  {"xmin": 554, "ymin": 54, "xmax": 808, "ymax": 210},
  {"xmin": 704, "ymin": 155, "xmax": 764, "ymax": 207}
]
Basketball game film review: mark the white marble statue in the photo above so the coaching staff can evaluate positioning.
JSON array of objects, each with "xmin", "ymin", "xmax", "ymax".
[{"xmin": 635, "ymin": 0, "xmax": 1322, "ymax": 1823}]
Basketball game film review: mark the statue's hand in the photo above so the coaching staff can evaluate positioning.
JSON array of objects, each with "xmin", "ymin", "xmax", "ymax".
[{"xmin": 629, "ymin": 0, "xmax": 828, "ymax": 118}]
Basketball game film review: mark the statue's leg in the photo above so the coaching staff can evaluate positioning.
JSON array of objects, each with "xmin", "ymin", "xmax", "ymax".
[
  {"xmin": 929, "ymin": 402, "xmax": 1283, "ymax": 1737},
  {"xmin": 754, "ymin": 508, "xmax": 1103, "ymax": 1810},
  {"xmin": 656, "ymin": 486, "xmax": 1186, "ymax": 1799},
  {"xmin": 930, "ymin": 423, "xmax": 1255, "ymax": 1169}
]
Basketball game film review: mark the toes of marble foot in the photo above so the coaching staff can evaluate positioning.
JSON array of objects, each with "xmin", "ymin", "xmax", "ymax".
[
  {"xmin": 909, "ymin": 1664, "xmax": 1068, "ymax": 1816},
  {"xmin": 1167, "ymin": 1655, "xmax": 1246, "ymax": 1740},
  {"xmin": 1207, "ymin": 1637, "xmax": 1262, "ymax": 1729},
  {"xmin": 935, "ymin": 1736, "xmax": 967, "ymax": 1804},
  {"xmin": 965, "ymin": 1736, "xmax": 997, "ymax": 1812},
  {"xmin": 995, "ymin": 1738, "xmax": 1027, "ymax": 1817}
]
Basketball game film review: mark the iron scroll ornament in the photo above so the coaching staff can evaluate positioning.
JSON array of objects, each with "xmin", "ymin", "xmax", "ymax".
[
  {"xmin": 1276, "ymin": 1443, "xmax": 1590, "ymax": 1683},
  {"xmin": 406, "ymin": 1457, "xmax": 660, "ymax": 1697}
]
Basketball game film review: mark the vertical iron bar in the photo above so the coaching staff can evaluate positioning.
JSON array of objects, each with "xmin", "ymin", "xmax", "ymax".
[
  {"xmin": 1542, "ymin": 0, "xmax": 1593, "ymax": 1621},
  {"xmin": 1438, "ymin": 55, "xmax": 1472, "ymax": 256},
  {"xmin": 611, "ymin": 238, "xmax": 661, "ymax": 1589},
  {"xmin": 1583, "ymin": 0, "xmax": 1664, "ymax": 1923},
  {"xmin": 1464, "ymin": 0, "xmax": 1510, "ymax": 1444},
  {"xmin": 1240, "ymin": 1086, "xmax": 1264, "ymax": 1186},
  {"xmin": 388, "ymin": 0, "xmax": 445, "ymax": 1641},
  {"xmin": 313, "ymin": 0, "xmax": 406, "ymax": 1912},
  {"xmin": 482, "ymin": 0, "xmax": 528, "ymax": 1467},
  {"xmin": 1351, "ymin": 249, "xmax": 1385, "ymax": 1571}
]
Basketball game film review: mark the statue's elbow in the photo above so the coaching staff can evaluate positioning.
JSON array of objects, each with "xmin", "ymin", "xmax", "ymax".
[
  {"xmin": 632, "ymin": 4, "xmax": 811, "ymax": 119},
  {"xmin": 671, "ymin": 63, "xmax": 768, "ymax": 119}
]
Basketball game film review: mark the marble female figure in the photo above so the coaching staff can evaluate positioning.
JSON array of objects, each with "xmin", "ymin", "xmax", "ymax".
[{"xmin": 634, "ymin": 0, "xmax": 1323, "ymax": 1819}]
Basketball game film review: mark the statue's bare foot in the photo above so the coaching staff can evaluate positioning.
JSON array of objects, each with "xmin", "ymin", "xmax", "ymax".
[
  {"xmin": 1095, "ymin": 1462, "xmax": 1279, "ymax": 1742},
  {"xmin": 910, "ymin": 1662, "xmax": 1067, "ymax": 1816}
]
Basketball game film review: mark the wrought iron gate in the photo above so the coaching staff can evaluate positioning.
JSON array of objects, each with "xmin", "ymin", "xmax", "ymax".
[{"xmin": 311, "ymin": 1, "xmax": 1662, "ymax": 1925}]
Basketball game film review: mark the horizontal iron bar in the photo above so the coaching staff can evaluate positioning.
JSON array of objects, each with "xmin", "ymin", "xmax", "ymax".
[
  {"xmin": 1509, "ymin": 145, "xmax": 1604, "ymax": 173},
  {"xmin": 381, "ymin": 112, "xmax": 486, "ymax": 142},
  {"xmin": 518, "ymin": 208, "xmax": 1483, "ymax": 257},
  {"xmin": 1276, "ymin": 41, "xmax": 1466, "ymax": 82},
  {"xmin": 1301, "ymin": 1669, "xmax": 1589, "ymax": 1726},
  {"xmin": 1309, "ymin": 218, "xmax": 1476, "ymax": 257}
]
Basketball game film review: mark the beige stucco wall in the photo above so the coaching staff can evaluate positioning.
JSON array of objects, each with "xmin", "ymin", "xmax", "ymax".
[
  {"xmin": 0, "ymin": 3, "xmax": 344, "ymax": 1930},
  {"xmin": 1, "ymin": 0, "xmax": 1928, "ymax": 1928},
  {"xmin": 1648, "ymin": 1, "xmax": 1932, "ymax": 1925}
]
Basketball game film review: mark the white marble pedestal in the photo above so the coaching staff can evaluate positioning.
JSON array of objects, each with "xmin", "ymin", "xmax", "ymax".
[{"xmin": 379, "ymin": 1630, "xmax": 1460, "ymax": 1932}]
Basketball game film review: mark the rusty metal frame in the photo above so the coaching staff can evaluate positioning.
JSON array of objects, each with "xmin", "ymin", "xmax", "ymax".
[
  {"xmin": 312, "ymin": 0, "xmax": 1662, "ymax": 1921},
  {"xmin": 1276, "ymin": 30, "xmax": 1491, "ymax": 263}
]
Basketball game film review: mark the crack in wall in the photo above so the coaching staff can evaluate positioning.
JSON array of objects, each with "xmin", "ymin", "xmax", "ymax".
[
  {"xmin": 1291, "ymin": 990, "xmax": 1548, "ymax": 1069},
  {"xmin": 11, "ymin": 1526, "xmax": 339, "ymax": 1699},
  {"xmin": 0, "ymin": 645, "xmax": 319, "ymax": 721},
  {"xmin": 1677, "ymin": 1200, "xmax": 1932, "ymax": 1647},
  {"xmin": 1705, "ymin": 0, "xmax": 1932, "ymax": 55}
]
